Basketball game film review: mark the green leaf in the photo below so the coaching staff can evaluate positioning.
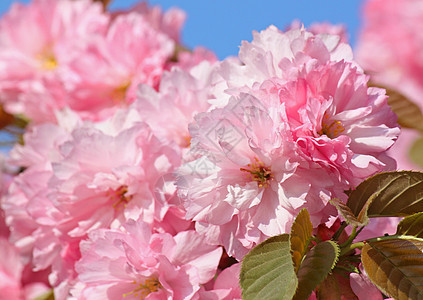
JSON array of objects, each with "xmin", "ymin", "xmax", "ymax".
[
  {"xmin": 396, "ymin": 212, "xmax": 423, "ymax": 238},
  {"xmin": 240, "ymin": 234, "xmax": 298, "ymax": 300},
  {"xmin": 409, "ymin": 137, "xmax": 423, "ymax": 168},
  {"xmin": 370, "ymin": 83, "xmax": 423, "ymax": 132},
  {"xmin": 330, "ymin": 198, "xmax": 370, "ymax": 227},
  {"xmin": 293, "ymin": 241, "xmax": 340, "ymax": 300},
  {"xmin": 33, "ymin": 289, "xmax": 54, "ymax": 300},
  {"xmin": 361, "ymin": 236, "xmax": 423, "ymax": 299},
  {"xmin": 346, "ymin": 171, "xmax": 423, "ymax": 218},
  {"xmin": 290, "ymin": 208, "xmax": 313, "ymax": 272}
]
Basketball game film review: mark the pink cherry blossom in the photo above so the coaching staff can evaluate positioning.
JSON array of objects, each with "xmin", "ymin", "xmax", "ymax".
[
  {"xmin": 66, "ymin": 10, "xmax": 175, "ymax": 120},
  {"xmin": 0, "ymin": 0, "xmax": 108, "ymax": 123},
  {"xmin": 288, "ymin": 20, "xmax": 349, "ymax": 43},
  {"xmin": 212, "ymin": 26, "xmax": 354, "ymax": 108},
  {"xmin": 115, "ymin": 1, "xmax": 186, "ymax": 43},
  {"xmin": 354, "ymin": 217, "xmax": 401, "ymax": 242},
  {"xmin": 199, "ymin": 263, "xmax": 242, "ymax": 300},
  {"xmin": 73, "ymin": 219, "xmax": 222, "ymax": 300},
  {"xmin": 0, "ymin": 237, "xmax": 51, "ymax": 300},
  {"xmin": 0, "ymin": 152, "xmax": 17, "ymax": 239},
  {"xmin": 135, "ymin": 61, "xmax": 217, "ymax": 150},
  {"xmin": 0, "ymin": 238, "xmax": 22, "ymax": 299},
  {"xmin": 356, "ymin": 0, "xmax": 423, "ymax": 171},
  {"xmin": 177, "ymin": 26, "xmax": 399, "ymax": 259},
  {"xmin": 356, "ymin": 0, "xmax": 423, "ymax": 103},
  {"xmin": 388, "ymin": 129, "xmax": 422, "ymax": 170},
  {"xmin": 350, "ymin": 264, "xmax": 383, "ymax": 300},
  {"xmin": 0, "ymin": 0, "xmax": 180, "ymax": 124},
  {"xmin": 178, "ymin": 94, "xmax": 305, "ymax": 258},
  {"xmin": 1, "ymin": 166, "xmax": 53, "ymax": 261},
  {"xmin": 2, "ymin": 107, "xmax": 185, "ymax": 298},
  {"xmin": 2, "ymin": 115, "xmax": 78, "ymax": 260}
]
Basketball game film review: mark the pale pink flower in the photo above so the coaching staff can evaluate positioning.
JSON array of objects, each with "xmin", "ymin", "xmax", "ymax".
[
  {"xmin": 135, "ymin": 61, "xmax": 217, "ymax": 149},
  {"xmin": 116, "ymin": 1, "xmax": 186, "ymax": 43},
  {"xmin": 212, "ymin": 26, "xmax": 354, "ymax": 107},
  {"xmin": 0, "ymin": 0, "xmax": 180, "ymax": 123},
  {"xmin": 2, "ymin": 107, "xmax": 184, "ymax": 298},
  {"xmin": 41, "ymin": 124, "xmax": 178, "ymax": 297},
  {"xmin": 73, "ymin": 219, "xmax": 222, "ymax": 300},
  {"xmin": 0, "ymin": 238, "xmax": 50, "ymax": 300},
  {"xmin": 2, "ymin": 114, "xmax": 78, "ymax": 260},
  {"xmin": 272, "ymin": 60, "xmax": 399, "ymax": 186},
  {"xmin": 67, "ymin": 10, "xmax": 175, "ymax": 120},
  {"xmin": 288, "ymin": 20, "xmax": 349, "ymax": 43},
  {"xmin": 178, "ymin": 26, "xmax": 399, "ymax": 259},
  {"xmin": 178, "ymin": 93, "xmax": 346, "ymax": 258},
  {"xmin": 354, "ymin": 217, "xmax": 401, "ymax": 242},
  {"xmin": 199, "ymin": 263, "xmax": 242, "ymax": 300},
  {"xmin": 356, "ymin": 0, "xmax": 423, "ymax": 102},
  {"xmin": 0, "ymin": 237, "xmax": 22, "ymax": 299},
  {"xmin": 0, "ymin": 0, "xmax": 108, "ymax": 122},
  {"xmin": 350, "ymin": 264, "xmax": 383, "ymax": 300},
  {"xmin": 388, "ymin": 129, "xmax": 422, "ymax": 170},
  {"xmin": 1, "ymin": 166, "xmax": 53, "ymax": 261},
  {"xmin": 0, "ymin": 152, "xmax": 17, "ymax": 239}
]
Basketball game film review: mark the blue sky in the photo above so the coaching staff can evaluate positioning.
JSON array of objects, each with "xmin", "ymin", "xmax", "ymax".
[{"xmin": 0, "ymin": 0, "xmax": 364, "ymax": 59}]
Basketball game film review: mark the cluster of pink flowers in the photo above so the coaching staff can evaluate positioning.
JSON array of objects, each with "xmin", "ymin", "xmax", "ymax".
[
  {"xmin": 178, "ymin": 25, "xmax": 399, "ymax": 259},
  {"xmin": 0, "ymin": 0, "xmax": 404, "ymax": 299}
]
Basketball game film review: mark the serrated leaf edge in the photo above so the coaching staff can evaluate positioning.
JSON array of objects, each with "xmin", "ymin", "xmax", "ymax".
[{"xmin": 290, "ymin": 208, "xmax": 313, "ymax": 272}]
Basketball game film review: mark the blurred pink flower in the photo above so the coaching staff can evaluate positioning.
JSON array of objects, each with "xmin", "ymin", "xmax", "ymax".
[
  {"xmin": 115, "ymin": 1, "xmax": 186, "ymax": 43},
  {"xmin": 67, "ymin": 10, "xmax": 175, "ymax": 120},
  {"xmin": 0, "ymin": 0, "xmax": 181, "ymax": 123},
  {"xmin": 0, "ymin": 0, "xmax": 108, "ymax": 122},
  {"xmin": 356, "ymin": 0, "xmax": 423, "ymax": 101},
  {"xmin": 356, "ymin": 0, "xmax": 423, "ymax": 170}
]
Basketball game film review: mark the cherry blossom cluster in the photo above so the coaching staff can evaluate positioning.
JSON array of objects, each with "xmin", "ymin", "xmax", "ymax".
[{"xmin": 0, "ymin": 0, "xmax": 401, "ymax": 299}]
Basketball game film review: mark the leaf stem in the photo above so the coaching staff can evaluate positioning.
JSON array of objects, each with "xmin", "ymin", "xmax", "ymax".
[
  {"xmin": 339, "ymin": 226, "xmax": 357, "ymax": 248},
  {"xmin": 339, "ymin": 242, "xmax": 364, "ymax": 257},
  {"xmin": 332, "ymin": 221, "xmax": 347, "ymax": 241}
]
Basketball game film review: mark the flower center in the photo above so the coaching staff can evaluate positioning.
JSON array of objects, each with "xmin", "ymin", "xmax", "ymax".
[
  {"xmin": 38, "ymin": 50, "xmax": 58, "ymax": 70},
  {"xmin": 112, "ymin": 185, "xmax": 132, "ymax": 209},
  {"xmin": 318, "ymin": 113, "xmax": 345, "ymax": 138},
  {"xmin": 240, "ymin": 158, "xmax": 273, "ymax": 188},
  {"xmin": 181, "ymin": 135, "xmax": 191, "ymax": 148},
  {"xmin": 111, "ymin": 81, "xmax": 131, "ymax": 103},
  {"xmin": 123, "ymin": 277, "xmax": 162, "ymax": 299}
]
